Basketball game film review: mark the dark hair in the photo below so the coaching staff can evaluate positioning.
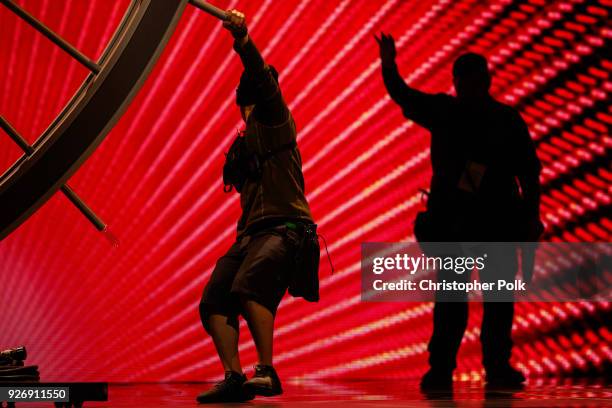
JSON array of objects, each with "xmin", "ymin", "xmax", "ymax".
[
  {"xmin": 452, "ymin": 53, "xmax": 489, "ymax": 79},
  {"xmin": 236, "ymin": 65, "xmax": 279, "ymax": 107}
]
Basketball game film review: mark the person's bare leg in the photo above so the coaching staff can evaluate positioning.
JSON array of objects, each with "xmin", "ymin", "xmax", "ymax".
[
  {"xmin": 242, "ymin": 300, "xmax": 274, "ymax": 365},
  {"xmin": 207, "ymin": 314, "xmax": 243, "ymax": 373}
]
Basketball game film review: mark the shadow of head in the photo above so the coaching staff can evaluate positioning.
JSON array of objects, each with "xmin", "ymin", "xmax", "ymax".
[{"xmin": 453, "ymin": 53, "xmax": 491, "ymax": 99}]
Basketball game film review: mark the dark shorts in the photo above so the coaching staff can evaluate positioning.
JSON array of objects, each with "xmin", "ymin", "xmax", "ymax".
[{"xmin": 200, "ymin": 225, "xmax": 301, "ymax": 319}]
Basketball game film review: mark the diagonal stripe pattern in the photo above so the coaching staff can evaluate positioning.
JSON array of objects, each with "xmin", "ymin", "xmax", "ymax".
[{"xmin": 0, "ymin": 0, "xmax": 610, "ymax": 382}]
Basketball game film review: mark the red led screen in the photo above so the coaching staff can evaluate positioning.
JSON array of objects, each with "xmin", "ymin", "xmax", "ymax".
[{"xmin": 0, "ymin": 0, "xmax": 610, "ymax": 382}]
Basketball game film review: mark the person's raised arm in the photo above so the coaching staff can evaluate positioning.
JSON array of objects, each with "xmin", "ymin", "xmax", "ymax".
[
  {"xmin": 224, "ymin": 9, "xmax": 287, "ymax": 126},
  {"xmin": 375, "ymin": 32, "xmax": 442, "ymax": 129}
]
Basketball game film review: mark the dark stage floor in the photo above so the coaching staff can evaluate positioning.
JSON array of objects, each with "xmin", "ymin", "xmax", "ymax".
[{"xmin": 17, "ymin": 379, "xmax": 612, "ymax": 407}]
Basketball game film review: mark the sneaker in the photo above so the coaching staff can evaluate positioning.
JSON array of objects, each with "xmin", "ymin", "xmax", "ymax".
[
  {"xmin": 485, "ymin": 365, "xmax": 526, "ymax": 387},
  {"xmin": 420, "ymin": 369, "xmax": 453, "ymax": 390},
  {"xmin": 196, "ymin": 371, "xmax": 255, "ymax": 403},
  {"xmin": 243, "ymin": 364, "xmax": 283, "ymax": 396}
]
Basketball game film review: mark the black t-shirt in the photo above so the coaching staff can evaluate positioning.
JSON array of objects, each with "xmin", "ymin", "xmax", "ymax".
[
  {"xmin": 233, "ymin": 39, "xmax": 313, "ymax": 236},
  {"xmin": 382, "ymin": 64, "xmax": 541, "ymax": 224}
]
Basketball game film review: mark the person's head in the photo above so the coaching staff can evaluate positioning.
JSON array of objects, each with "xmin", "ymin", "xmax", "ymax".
[
  {"xmin": 452, "ymin": 53, "xmax": 491, "ymax": 99},
  {"xmin": 236, "ymin": 65, "xmax": 279, "ymax": 122}
]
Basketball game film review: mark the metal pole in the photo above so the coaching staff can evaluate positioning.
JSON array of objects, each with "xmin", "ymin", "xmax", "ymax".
[
  {"xmin": 59, "ymin": 184, "xmax": 106, "ymax": 231},
  {"xmin": 0, "ymin": 116, "xmax": 34, "ymax": 155},
  {"xmin": 0, "ymin": 116, "xmax": 106, "ymax": 232},
  {"xmin": 189, "ymin": 0, "xmax": 228, "ymax": 21},
  {"xmin": 0, "ymin": 0, "xmax": 101, "ymax": 74}
]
